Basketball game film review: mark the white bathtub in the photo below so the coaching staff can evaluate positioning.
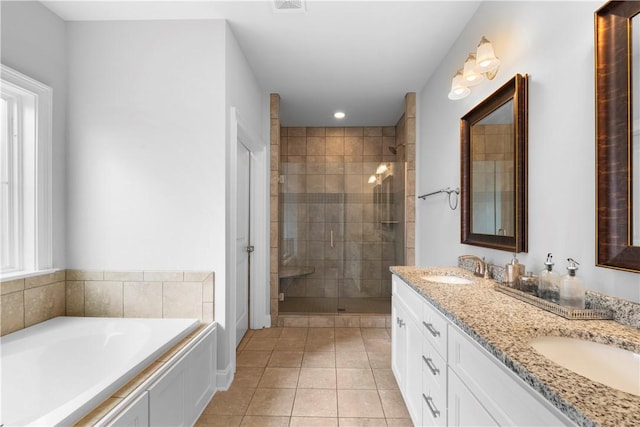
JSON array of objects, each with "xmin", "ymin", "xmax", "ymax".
[{"xmin": 0, "ymin": 316, "xmax": 200, "ymax": 426}]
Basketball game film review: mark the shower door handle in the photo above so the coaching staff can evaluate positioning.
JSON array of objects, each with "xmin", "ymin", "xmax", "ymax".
[{"xmin": 330, "ymin": 230, "xmax": 334, "ymax": 248}]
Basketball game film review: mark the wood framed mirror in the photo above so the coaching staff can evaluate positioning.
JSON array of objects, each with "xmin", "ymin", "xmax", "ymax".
[
  {"xmin": 596, "ymin": 1, "xmax": 640, "ymax": 272},
  {"xmin": 461, "ymin": 74, "xmax": 528, "ymax": 252}
]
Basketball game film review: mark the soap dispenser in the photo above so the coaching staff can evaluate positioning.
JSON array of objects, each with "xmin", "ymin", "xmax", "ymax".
[
  {"xmin": 559, "ymin": 258, "xmax": 585, "ymax": 309},
  {"xmin": 505, "ymin": 253, "xmax": 524, "ymax": 287},
  {"xmin": 538, "ymin": 253, "xmax": 560, "ymax": 303}
]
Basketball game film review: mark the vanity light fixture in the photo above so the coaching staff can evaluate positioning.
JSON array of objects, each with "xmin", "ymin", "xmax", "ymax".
[
  {"xmin": 448, "ymin": 69, "xmax": 471, "ymax": 100},
  {"xmin": 334, "ymin": 111, "xmax": 346, "ymax": 119},
  {"xmin": 376, "ymin": 163, "xmax": 388, "ymax": 175},
  {"xmin": 368, "ymin": 175, "xmax": 377, "ymax": 184},
  {"xmin": 448, "ymin": 36, "xmax": 501, "ymax": 100}
]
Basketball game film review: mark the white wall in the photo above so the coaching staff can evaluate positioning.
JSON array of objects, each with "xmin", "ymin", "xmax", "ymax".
[
  {"xmin": 1, "ymin": 1, "xmax": 67, "ymax": 268},
  {"xmin": 416, "ymin": 1, "xmax": 640, "ymax": 303},
  {"xmin": 66, "ymin": 20, "xmax": 226, "ymax": 270}
]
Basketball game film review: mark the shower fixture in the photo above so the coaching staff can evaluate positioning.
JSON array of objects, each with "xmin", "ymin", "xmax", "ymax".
[{"xmin": 388, "ymin": 144, "xmax": 405, "ymax": 155}]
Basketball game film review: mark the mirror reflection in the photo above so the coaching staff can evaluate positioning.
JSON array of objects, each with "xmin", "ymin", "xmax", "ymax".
[{"xmin": 471, "ymin": 100, "xmax": 515, "ymax": 237}]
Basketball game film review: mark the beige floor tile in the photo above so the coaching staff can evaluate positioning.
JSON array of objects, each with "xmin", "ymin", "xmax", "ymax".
[
  {"xmin": 280, "ymin": 327, "xmax": 309, "ymax": 339},
  {"xmin": 361, "ymin": 328, "xmax": 390, "ymax": 340},
  {"xmin": 269, "ymin": 351, "xmax": 304, "ymax": 367},
  {"xmin": 335, "ymin": 352, "xmax": 370, "ymax": 368},
  {"xmin": 204, "ymin": 387, "xmax": 256, "ymax": 415},
  {"xmin": 372, "ymin": 369, "xmax": 399, "ymax": 390},
  {"xmin": 337, "ymin": 390, "xmax": 384, "ymax": 418},
  {"xmin": 196, "ymin": 414, "xmax": 243, "ymax": 427},
  {"xmin": 240, "ymin": 415, "xmax": 290, "ymax": 426},
  {"xmin": 335, "ymin": 339, "xmax": 366, "ymax": 353},
  {"xmin": 252, "ymin": 327, "xmax": 283, "ymax": 338},
  {"xmin": 305, "ymin": 337, "xmax": 336, "ymax": 352},
  {"xmin": 245, "ymin": 337, "xmax": 278, "ymax": 351},
  {"xmin": 246, "ymin": 388, "xmax": 296, "ymax": 416},
  {"xmin": 302, "ymin": 352, "xmax": 336, "ymax": 368},
  {"xmin": 336, "ymin": 368, "xmax": 376, "ymax": 389},
  {"xmin": 363, "ymin": 339, "xmax": 392, "ymax": 353},
  {"xmin": 258, "ymin": 367, "xmax": 300, "ymax": 389},
  {"xmin": 338, "ymin": 418, "xmax": 387, "ymax": 427},
  {"xmin": 335, "ymin": 328, "xmax": 362, "ymax": 338},
  {"xmin": 237, "ymin": 351, "xmax": 272, "ymax": 368},
  {"xmin": 298, "ymin": 367, "xmax": 337, "ymax": 389},
  {"xmin": 292, "ymin": 389, "xmax": 338, "ymax": 417},
  {"xmin": 367, "ymin": 351, "xmax": 391, "ymax": 369},
  {"xmin": 307, "ymin": 327, "xmax": 335, "ymax": 339},
  {"xmin": 233, "ymin": 367, "xmax": 265, "ymax": 388},
  {"xmin": 385, "ymin": 418, "xmax": 413, "ymax": 426},
  {"xmin": 290, "ymin": 416, "xmax": 339, "ymax": 426},
  {"xmin": 275, "ymin": 338, "xmax": 307, "ymax": 351},
  {"xmin": 378, "ymin": 389, "xmax": 410, "ymax": 419}
]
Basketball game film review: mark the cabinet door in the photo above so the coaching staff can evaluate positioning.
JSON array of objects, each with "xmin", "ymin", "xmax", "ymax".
[
  {"xmin": 149, "ymin": 360, "xmax": 185, "ymax": 427},
  {"xmin": 391, "ymin": 296, "xmax": 408, "ymax": 391},
  {"xmin": 108, "ymin": 392, "xmax": 149, "ymax": 427},
  {"xmin": 448, "ymin": 368, "xmax": 497, "ymax": 427},
  {"xmin": 405, "ymin": 317, "xmax": 423, "ymax": 426},
  {"xmin": 184, "ymin": 329, "xmax": 216, "ymax": 426}
]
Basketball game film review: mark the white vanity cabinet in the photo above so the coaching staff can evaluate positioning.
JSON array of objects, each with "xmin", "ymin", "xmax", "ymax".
[{"xmin": 391, "ymin": 275, "xmax": 573, "ymax": 427}]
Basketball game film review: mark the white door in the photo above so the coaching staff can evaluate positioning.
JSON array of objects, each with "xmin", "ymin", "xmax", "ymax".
[{"xmin": 236, "ymin": 142, "xmax": 250, "ymax": 347}]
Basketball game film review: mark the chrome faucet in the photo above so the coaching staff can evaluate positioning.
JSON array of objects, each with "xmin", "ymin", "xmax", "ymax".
[{"xmin": 460, "ymin": 255, "xmax": 487, "ymax": 278}]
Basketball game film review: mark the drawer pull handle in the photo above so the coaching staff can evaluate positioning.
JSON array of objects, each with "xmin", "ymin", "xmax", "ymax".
[
  {"xmin": 397, "ymin": 317, "xmax": 405, "ymax": 328},
  {"xmin": 422, "ymin": 321, "xmax": 440, "ymax": 337},
  {"xmin": 422, "ymin": 394, "xmax": 440, "ymax": 418},
  {"xmin": 422, "ymin": 355, "xmax": 440, "ymax": 375}
]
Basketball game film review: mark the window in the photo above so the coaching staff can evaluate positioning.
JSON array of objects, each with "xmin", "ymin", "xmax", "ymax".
[{"xmin": 0, "ymin": 65, "xmax": 52, "ymax": 277}]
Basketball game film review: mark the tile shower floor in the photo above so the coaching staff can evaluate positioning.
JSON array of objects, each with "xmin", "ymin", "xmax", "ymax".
[{"xmin": 196, "ymin": 327, "xmax": 412, "ymax": 427}]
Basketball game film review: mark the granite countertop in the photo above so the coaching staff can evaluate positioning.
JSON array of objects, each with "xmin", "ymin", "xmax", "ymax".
[{"xmin": 390, "ymin": 266, "xmax": 640, "ymax": 427}]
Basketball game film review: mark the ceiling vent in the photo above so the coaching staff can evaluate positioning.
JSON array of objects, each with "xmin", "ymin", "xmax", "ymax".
[{"xmin": 272, "ymin": 0, "xmax": 306, "ymax": 13}]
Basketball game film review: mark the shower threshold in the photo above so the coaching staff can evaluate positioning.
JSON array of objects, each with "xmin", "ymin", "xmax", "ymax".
[{"xmin": 278, "ymin": 297, "xmax": 390, "ymax": 315}]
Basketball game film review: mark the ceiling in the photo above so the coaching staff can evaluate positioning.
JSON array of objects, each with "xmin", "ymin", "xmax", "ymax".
[{"xmin": 41, "ymin": 0, "xmax": 481, "ymax": 127}]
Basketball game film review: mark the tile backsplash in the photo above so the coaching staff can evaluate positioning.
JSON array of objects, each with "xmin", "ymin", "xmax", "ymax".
[{"xmin": 0, "ymin": 270, "xmax": 215, "ymax": 336}]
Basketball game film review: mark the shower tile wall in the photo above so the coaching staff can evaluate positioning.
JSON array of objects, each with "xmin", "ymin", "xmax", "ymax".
[{"xmin": 279, "ymin": 127, "xmax": 403, "ymax": 304}]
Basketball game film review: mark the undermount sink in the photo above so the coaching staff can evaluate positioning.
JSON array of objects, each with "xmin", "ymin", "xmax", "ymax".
[
  {"xmin": 530, "ymin": 336, "xmax": 640, "ymax": 396},
  {"xmin": 421, "ymin": 275, "xmax": 473, "ymax": 285}
]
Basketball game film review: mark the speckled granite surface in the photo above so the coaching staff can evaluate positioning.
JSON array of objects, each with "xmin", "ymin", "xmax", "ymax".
[{"xmin": 390, "ymin": 266, "xmax": 640, "ymax": 427}]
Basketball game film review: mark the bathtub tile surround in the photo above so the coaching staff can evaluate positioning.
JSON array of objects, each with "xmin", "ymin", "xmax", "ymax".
[
  {"xmin": 0, "ymin": 270, "xmax": 66, "ymax": 335},
  {"xmin": 0, "ymin": 270, "xmax": 215, "ymax": 336},
  {"xmin": 66, "ymin": 270, "xmax": 215, "ymax": 322}
]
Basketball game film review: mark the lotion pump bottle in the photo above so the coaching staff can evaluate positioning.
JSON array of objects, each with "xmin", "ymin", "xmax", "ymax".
[
  {"xmin": 538, "ymin": 253, "xmax": 560, "ymax": 303},
  {"xmin": 559, "ymin": 258, "xmax": 585, "ymax": 309},
  {"xmin": 505, "ymin": 253, "xmax": 524, "ymax": 286}
]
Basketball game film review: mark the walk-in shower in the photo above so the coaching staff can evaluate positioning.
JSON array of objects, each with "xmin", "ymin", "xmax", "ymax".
[{"xmin": 277, "ymin": 127, "xmax": 405, "ymax": 314}]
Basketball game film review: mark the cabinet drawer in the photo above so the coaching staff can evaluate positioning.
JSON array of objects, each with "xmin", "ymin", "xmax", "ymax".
[
  {"xmin": 421, "ymin": 300, "xmax": 448, "ymax": 358},
  {"xmin": 422, "ymin": 370, "xmax": 447, "ymax": 427},
  {"xmin": 422, "ymin": 339, "xmax": 446, "ymax": 396}
]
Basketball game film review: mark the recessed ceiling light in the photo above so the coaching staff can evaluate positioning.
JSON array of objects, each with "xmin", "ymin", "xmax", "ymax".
[{"xmin": 334, "ymin": 111, "xmax": 346, "ymax": 119}]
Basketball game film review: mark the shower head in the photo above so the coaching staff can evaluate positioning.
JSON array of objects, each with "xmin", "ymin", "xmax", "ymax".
[{"xmin": 388, "ymin": 144, "xmax": 405, "ymax": 155}]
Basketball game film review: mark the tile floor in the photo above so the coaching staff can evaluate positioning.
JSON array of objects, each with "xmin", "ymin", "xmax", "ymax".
[{"xmin": 196, "ymin": 327, "xmax": 412, "ymax": 427}]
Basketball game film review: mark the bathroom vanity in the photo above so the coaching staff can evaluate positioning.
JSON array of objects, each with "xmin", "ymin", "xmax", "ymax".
[{"xmin": 391, "ymin": 267, "xmax": 640, "ymax": 427}]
